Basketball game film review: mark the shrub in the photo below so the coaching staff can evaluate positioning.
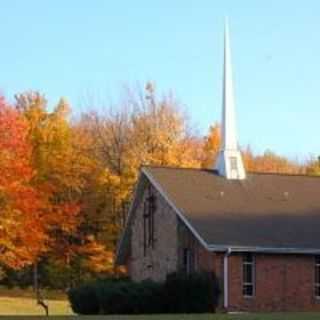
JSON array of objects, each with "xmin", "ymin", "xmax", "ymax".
[
  {"xmin": 68, "ymin": 272, "xmax": 220, "ymax": 315},
  {"xmin": 97, "ymin": 279, "xmax": 135, "ymax": 314},
  {"xmin": 97, "ymin": 279, "xmax": 164, "ymax": 314},
  {"xmin": 164, "ymin": 272, "xmax": 220, "ymax": 313},
  {"xmin": 1, "ymin": 265, "xmax": 34, "ymax": 289},
  {"xmin": 68, "ymin": 282, "xmax": 100, "ymax": 315},
  {"xmin": 136, "ymin": 280, "xmax": 164, "ymax": 313}
]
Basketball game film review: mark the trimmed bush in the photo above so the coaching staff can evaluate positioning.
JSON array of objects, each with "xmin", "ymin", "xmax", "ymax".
[
  {"xmin": 97, "ymin": 280, "xmax": 137, "ymax": 314},
  {"xmin": 97, "ymin": 279, "xmax": 164, "ymax": 314},
  {"xmin": 164, "ymin": 272, "xmax": 220, "ymax": 313},
  {"xmin": 68, "ymin": 272, "xmax": 220, "ymax": 315},
  {"xmin": 137, "ymin": 280, "xmax": 165, "ymax": 313},
  {"xmin": 68, "ymin": 282, "xmax": 100, "ymax": 315}
]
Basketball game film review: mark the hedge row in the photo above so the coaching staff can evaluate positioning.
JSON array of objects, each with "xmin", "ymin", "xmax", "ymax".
[{"xmin": 68, "ymin": 272, "xmax": 220, "ymax": 315}]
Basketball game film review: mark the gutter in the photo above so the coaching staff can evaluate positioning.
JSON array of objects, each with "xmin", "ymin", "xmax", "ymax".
[
  {"xmin": 208, "ymin": 245, "xmax": 320, "ymax": 255},
  {"xmin": 224, "ymin": 248, "xmax": 232, "ymax": 310}
]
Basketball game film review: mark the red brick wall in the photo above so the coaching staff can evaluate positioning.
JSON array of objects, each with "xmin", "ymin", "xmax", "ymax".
[
  {"xmin": 179, "ymin": 248, "xmax": 320, "ymax": 312},
  {"xmin": 227, "ymin": 253, "xmax": 320, "ymax": 312}
]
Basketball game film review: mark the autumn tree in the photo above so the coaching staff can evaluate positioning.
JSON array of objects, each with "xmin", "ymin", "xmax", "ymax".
[
  {"xmin": 77, "ymin": 83, "xmax": 201, "ymax": 255},
  {"xmin": 129, "ymin": 83, "xmax": 200, "ymax": 169},
  {"xmin": 305, "ymin": 156, "xmax": 320, "ymax": 176},
  {"xmin": 0, "ymin": 96, "xmax": 46, "ymax": 269},
  {"xmin": 14, "ymin": 92, "xmax": 112, "ymax": 286},
  {"xmin": 200, "ymin": 123, "xmax": 220, "ymax": 169},
  {"xmin": 200, "ymin": 123, "xmax": 302, "ymax": 175},
  {"xmin": 243, "ymin": 149, "xmax": 302, "ymax": 174}
]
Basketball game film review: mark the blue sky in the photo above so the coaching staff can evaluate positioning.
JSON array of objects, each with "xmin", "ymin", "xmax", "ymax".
[{"xmin": 0, "ymin": 1, "xmax": 319, "ymax": 160}]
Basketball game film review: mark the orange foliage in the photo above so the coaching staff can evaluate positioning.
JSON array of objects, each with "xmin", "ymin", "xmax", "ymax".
[
  {"xmin": 201, "ymin": 123, "xmax": 221, "ymax": 169},
  {"xmin": 201, "ymin": 124, "xmax": 302, "ymax": 175},
  {"xmin": 14, "ymin": 92, "xmax": 110, "ymax": 274},
  {"xmin": 0, "ymin": 97, "xmax": 47, "ymax": 269},
  {"xmin": 243, "ymin": 147, "xmax": 302, "ymax": 174}
]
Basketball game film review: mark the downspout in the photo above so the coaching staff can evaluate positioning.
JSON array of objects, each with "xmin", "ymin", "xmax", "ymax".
[{"xmin": 224, "ymin": 248, "xmax": 232, "ymax": 310}]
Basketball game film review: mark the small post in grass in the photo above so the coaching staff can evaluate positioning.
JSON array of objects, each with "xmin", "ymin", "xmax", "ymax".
[{"xmin": 33, "ymin": 262, "xmax": 49, "ymax": 316}]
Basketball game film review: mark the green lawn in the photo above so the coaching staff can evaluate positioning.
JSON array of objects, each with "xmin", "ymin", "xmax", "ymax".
[
  {"xmin": 0, "ymin": 296, "xmax": 73, "ymax": 316},
  {"xmin": 0, "ymin": 287, "xmax": 72, "ymax": 316},
  {"xmin": 66, "ymin": 315, "xmax": 320, "ymax": 320},
  {"xmin": 0, "ymin": 298, "xmax": 320, "ymax": 320},
  {"xmin": 0, "ymin": 293, "xmax": 320, "ymax": 319}
]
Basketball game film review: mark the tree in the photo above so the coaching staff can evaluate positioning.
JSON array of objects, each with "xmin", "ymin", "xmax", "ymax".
[
  {"xmin": 242, "ymin": 148, "xmax": 302, "ymax": 174},
  {"xmin": 200, "ymin": 123, "xmax": 220, "ymax": 169},
  {"xmin": 77, "ymin": 83, "xmax": 201, "ymax": 256},
  {"xmin": 0, "ymin": 96, "xmax": 46, "ymax": 269},
  {"xmin": 14, "ymin": 92, "xmax": 111, "ymax": 286},
  {"xmin": 305, "ymin": 156, "xmax": 320, "ymax": 176},
  {"xmin": 129, "ymin": 83, "xmax": 200, "ymax": 169}
]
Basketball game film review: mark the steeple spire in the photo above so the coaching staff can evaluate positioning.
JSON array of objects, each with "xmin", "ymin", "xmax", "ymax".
[{"xmin": 215, "ymin": 19, "xmax": 246, "ymax": 180}]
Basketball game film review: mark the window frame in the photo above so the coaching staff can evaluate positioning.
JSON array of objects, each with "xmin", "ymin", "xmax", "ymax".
[
  {"xmin": 242, "ymin": 253, "xmax": 255, "ymax": 298},
  {"xmin": 143, "ymin": 201, "xmax": 148, "ymax": 256},
  {"xmin": 183, "ymin": 248, "xmax": 195, "ymax": 274},
  {"xmin": 147, "ymin": 193, "xmax": 155, "ymax": 248},
  {"xmin": 315, "ymin": 256, "xmax": 320, "ymax": 299},
  {"xmin": 142, "ymin": 186, "xmax": 156, "ymax": 256},
  {"xmin": 230, "ymin": 156, "xmax": 238, "ymax": 171}
]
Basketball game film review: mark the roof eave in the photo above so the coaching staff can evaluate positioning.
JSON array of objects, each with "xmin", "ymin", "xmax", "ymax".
[{"xmin": 208, "ymin": 245, "xmax": 320, "ymax": 255}]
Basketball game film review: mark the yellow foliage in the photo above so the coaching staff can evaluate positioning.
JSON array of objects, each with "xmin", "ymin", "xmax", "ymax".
[{"xmin": 201, "ymin": 123, "xmax": 220, "ymax": 169}]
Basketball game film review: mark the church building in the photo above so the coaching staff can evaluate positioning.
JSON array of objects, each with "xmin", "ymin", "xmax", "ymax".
[{"xmin": 116, "ymin": 23, "xmax": 320, "ymax": 312}]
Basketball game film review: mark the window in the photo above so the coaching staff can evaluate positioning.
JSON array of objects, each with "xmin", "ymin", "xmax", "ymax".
[
  {"xmin": 315, "ymin": 256, "xmax": 320, "ymax": 298},
  {"xmin": 143, "ymin": 187, "xmax": 156, "ymax": 256},
  {"xmin": 230, "ymin": 156, "xmax": 238, "ymax": 170},
  {"xmin": 183, "ymin": 248, "xmax": 195, "ymax": 274},
  {"xmin": 243, "ymin": 253, "xmax": 254, "ymax": 297}
]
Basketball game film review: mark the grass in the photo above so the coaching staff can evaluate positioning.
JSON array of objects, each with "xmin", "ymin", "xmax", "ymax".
[
  {"xmin": 0, "ymin": 298, "xmax": 320, "ymax": 320},
  {"xmin": 63, "ymin": 314, "xmax": 320, "ymax": 320},
  {"xmin": 0, "ymin": 285, "xmax": 67, "ymax": 300},
  {"xmin": 0, "ymin": 296, "xmax": 73, "ymax": 316},
  {"xmin": 0, "ymin": 309, "xmax": 319, "ymax": 320},
  {"xmin": 0, "ymin": 287, "xmax": 72, "ymax": 316},
  {"xmin": 0, "ymin": 289, "xmax": 319, "ymax": 319}
]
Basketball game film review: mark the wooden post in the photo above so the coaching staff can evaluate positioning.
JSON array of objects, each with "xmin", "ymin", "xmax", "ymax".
[{"xmin": 33, "ymin": 262, "xmax": 49, "ymax": 316}]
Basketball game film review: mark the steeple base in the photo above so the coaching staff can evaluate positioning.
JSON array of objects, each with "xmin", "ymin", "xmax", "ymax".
[{"xmin": 215, "ymin": 150, "xmax": 246, "ymax": 180}]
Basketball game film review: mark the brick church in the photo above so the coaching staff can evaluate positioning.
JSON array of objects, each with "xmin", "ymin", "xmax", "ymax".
[{"xmin": 116, "ymin": 23, "xmax": 320, "ymax": 312}]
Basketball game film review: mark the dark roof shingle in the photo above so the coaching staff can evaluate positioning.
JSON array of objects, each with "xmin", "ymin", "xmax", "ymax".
[{"xmin": 144, "ymin": 166, "xmax": 320, "ymax": 250}]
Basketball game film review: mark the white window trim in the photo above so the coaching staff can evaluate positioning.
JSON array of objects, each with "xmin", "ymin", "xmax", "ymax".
[
  {"xmin": 242, "ymin": 254, "xmax": 255, "ymax": 298},
  {"xmin": 315, "ymin": 256, "xmax": 320, "ymax": 299}
]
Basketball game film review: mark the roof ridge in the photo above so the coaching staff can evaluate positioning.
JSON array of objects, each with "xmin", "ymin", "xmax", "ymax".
[
  {"xmin": 141, "ymin": 165, "xmax": 320, "ymax": 179},
  {"xmin": 248, "ymin": 171, "xmax": 320, "ymax": 179},
  {"xmin": 141, "ymin": 164, "xmax": 212, "ymax": 172}
]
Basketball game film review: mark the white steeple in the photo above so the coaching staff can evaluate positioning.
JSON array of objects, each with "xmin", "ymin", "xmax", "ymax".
[{"xmin": 215, "ymin": 19, "xmax": 246, "ymax": 180}]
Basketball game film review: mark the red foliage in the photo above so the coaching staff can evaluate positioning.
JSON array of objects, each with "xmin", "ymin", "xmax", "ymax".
[{"xmin": 0, "ymin": 97, "xmax": 46, "ymax": 268}]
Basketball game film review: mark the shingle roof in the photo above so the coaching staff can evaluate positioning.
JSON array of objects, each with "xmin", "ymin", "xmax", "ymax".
[{"xmin": 143, "ymin": 166, "xmax": 320, "ymax": 251}]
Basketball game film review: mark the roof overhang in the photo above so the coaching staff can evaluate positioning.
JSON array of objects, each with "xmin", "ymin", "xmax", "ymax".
[{"xmin": 116, "ymin": 167, "xmax": 320, "ymax": 266}]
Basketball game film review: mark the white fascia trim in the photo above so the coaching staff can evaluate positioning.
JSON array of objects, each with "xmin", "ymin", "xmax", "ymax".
[
  {"xmin": 207, "ymin": 245, "xmax": 320, "ymax": 255},
  {"xmin": 142, "ymin": 168, "xmax": 210, "ymax": 250}
]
